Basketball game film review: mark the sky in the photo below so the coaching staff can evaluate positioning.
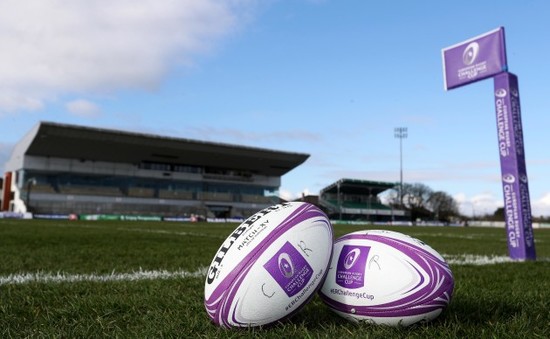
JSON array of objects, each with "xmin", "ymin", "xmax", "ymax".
[{"xmin": 1, "ymin": 0, "xmax": 550, "ymax": 217}]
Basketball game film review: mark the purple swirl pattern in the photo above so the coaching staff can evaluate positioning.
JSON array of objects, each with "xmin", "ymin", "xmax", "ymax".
[
  {"xmin": 320, "ymin": 232, "xmax": 454, "ymax": 319},
  {"xmin": 204, "ymin": 203, "xmax": 332, "ymax": 327}
]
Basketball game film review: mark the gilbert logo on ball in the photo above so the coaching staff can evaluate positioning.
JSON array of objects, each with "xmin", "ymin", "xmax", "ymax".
[
  {"xmin": 319, "ymin": 230, "xmax": 454, "ymax": 327},
  {"xmin": 204, "ymin": 202, "xmax": 333, "ymax": 328}
]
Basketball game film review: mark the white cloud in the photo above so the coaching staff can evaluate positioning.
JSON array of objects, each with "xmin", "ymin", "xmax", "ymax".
[
  {"xmin": 531, "ymin": 193, "xmax": 550, "ymax": 217},
  {"xmin": 0, "ymin": 0, "xmax": 250, "ymax": 113},
  {"xmin": 0, "ymin": 91, "xmax": 44, "ymax": 115},
  {"xmin": 279, "ymin": 188, "xmax": 294, "ymax": 201},
  {"xmin": 454, "ymin": 191, "xmax": 502, "ymax": 217},
  {"xmin": 0, "ymin": 142, "xmax": 14, "ymax": 171},
  {"xmin": 65, "ymin": 99, "xmax": 101, "ymax": 118},
  {"xmin": 456, "ymin": 191, "xmax": 550, "ymax": 218},
  {"xmin": 279, "ymin": 187, "xmax": 310, "ymax": 201}
]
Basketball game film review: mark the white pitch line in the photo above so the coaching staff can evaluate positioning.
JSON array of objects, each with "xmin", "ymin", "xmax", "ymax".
[
  {"xmin": 0, "ymin": 266, "xmax": 208, "ymax": 286},
  {"xmin": 443, "ymin": 254, "xmax": 513, "ymax": 265},
  {"xmin": 116, "ymin": 227, "xmax": 226, "ymax": 239},
  {"xmin": 47, "ymin": 223, "xmax": 225, "ymax": 239},
  {"xmin": 412, "ymin": 232, "xmax": 502, "ymax": 240},
  {"xmin": 3, "ymin": 256, "xmax": 548, "ymax": 286},
  {"xmin": 442, "ymin": 254, "xmax": 549, "ymax": 265}
]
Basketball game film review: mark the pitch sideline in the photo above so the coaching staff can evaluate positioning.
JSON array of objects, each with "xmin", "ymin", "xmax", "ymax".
[
  {"xmin": 2, "ymin": 255, "xmax": 548, "ymax": 286},
  {"xmin": 0, "ymin": 266, "xmax": 208, "ymax": 286}
]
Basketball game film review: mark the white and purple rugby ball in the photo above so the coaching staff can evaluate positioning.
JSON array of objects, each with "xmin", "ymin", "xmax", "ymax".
[
  {"xmin": 204, "ymin": 202, "xmax": 333, "ymax": 328},
  {"xmin": 319, "ymin": 230, "xmax": 454, "ymax": 326}
]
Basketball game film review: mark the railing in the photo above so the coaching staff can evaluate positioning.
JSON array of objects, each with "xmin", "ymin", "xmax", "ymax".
[
  {"xmin": 127, "ymin": 187, "xmax": 155, "ymax": 198},
  {"xmin": 158, "ymin": 190, "xmax": 194, "ymax": 200},
  {"xmin": 59, "ymin": 185, "xmax": 121, "ymax": 196},
  {"xmin": 241, "ymin": 194, "xmax": 273, "ymax": 203},
  {"xmin": 199, "ymin": 192, "xmax": 233, "ymax": 202},
  {"xmin": 28, "ymin": 183, "xmax": 57, "ymax": 194}
]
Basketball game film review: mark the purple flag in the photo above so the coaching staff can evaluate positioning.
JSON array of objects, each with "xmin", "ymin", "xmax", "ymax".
[
  {"xmin": 442, "ymin": 27, "xmax": 507, "ymax": 90},
  {"xmin": 493, "ymin": 72, "xmax": 536, "ymax": 260}
]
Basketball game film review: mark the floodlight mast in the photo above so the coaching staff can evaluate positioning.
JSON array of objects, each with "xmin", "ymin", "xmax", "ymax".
[{"xmin": 394, "ymin": 127, "xmax": 408, "ymax": 207}]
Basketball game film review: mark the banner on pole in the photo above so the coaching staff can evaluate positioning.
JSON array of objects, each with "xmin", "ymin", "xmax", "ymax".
[
  {"xmin": 442, "ymin": 27, "xmax": 507, "ymax": 90},
  {"xmin": 493, "ymin": 72, "xmax": 536, "ymax": 260},
  {"xmin": 442, "ymin": 27, "xmax": 536, "ymax": 261}
]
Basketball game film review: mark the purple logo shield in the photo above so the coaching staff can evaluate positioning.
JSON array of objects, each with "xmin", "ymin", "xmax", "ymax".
[
  {"xmin": 336, "ymin": 245, "xmax": 370, "ymax": 289},
  {"xmin": 264, "ymin": 241, "xmax": 313, "ymax": 297}
]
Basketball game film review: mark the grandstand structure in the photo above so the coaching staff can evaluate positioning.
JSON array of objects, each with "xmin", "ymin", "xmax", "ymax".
[
  {"xmin": 318, "ymin": 178, "xmax": 408, "ymax": 222},
  {"xmin": 1, "ymin": 122, "xmax": 309, "ymax": 219}
]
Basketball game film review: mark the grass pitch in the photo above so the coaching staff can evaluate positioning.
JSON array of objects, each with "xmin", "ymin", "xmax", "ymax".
[{"xmin": 1, "ymin": 219, "xmax": 549, "ymax": 338}]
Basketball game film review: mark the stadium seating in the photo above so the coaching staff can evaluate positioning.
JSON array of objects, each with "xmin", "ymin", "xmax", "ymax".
[
  {"xmin": 5, "ymin": 122, "xmax": 309, "ymax": 217},
  {"xmin": 28, "ymin": 183, "xmax": 57, "ymax": 194},
  {"xmin": 241, "ymin": 194, "xmax": 274, "ymax": 204},
  {"xmin": 127, "ymin": 187, "xmax": 155, "ymax": 198},
  {"xmin": 58, "ymin": 185, "xmax": 121, "ymax": 196},
  {"xmin": 158, "ymin": 190, "xmax": 194, "ymax": 200},
  {"xmin": 199, "ymin": 192, "xmax": 233, "ymax": 202}
]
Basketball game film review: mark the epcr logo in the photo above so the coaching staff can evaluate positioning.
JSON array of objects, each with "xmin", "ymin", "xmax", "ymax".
[
  {"xmin": 502, "ymin": 174, "xmax": 516, "ymax": 184},
  {"xmin": 278, "ymin": 253, "xmax": 295, "ymax": 278},
  {"xmin": 495, "ymin": 88, "xmax": 507, "ymax": 98},
  {"xmin": 343, "ymin": 248, "xmax": 361, "ymax": 270},
  {"xmin": 463, "ymin": 42, "xmax": 479, "ymax": 65},
  {"xmin": 520, "ymin": 174, "xmax": 528, "ymax": 183}
]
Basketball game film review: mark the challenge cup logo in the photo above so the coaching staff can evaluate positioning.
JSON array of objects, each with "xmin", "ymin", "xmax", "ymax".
[
  {"xmin": 502, "ymin": 174, "xmax": 516, "ymax": 184},
  {"xmin": 495, "ymin": 88, "xmax": 507, "ymax": 98},
  {"xmin": 520, "ymin": 174, "xmax": 528, "ymax": 183},
  {"xmin": 463, "ymin": 42, "xmax": 479, "ymax": 65},
  {"xmin": 264, "ymin": 241, "xmax": 313, "ymax": 297},
  {"xmin": 278, "ymin": 253, "xmax": 295, "ymax": 278},
  {"xmin": 343, "ymin": 248, "xmax": 361, "ymax": 270},
  {"xmin": 336, "ymin": 245, "xmax": 370, "ymax": 289}
]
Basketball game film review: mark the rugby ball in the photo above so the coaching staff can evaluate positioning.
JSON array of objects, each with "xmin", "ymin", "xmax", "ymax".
[
  {"xmin": 319, "ymin": 230, "xmax": 454, "ymax": 326},
  {"xmin": 204, "ymin": 202, "xmax": 333, "ymax": 328}
]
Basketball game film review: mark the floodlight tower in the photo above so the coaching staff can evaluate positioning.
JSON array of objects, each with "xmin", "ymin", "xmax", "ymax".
[{"xmin": 394, "ymin": 127, "xmax": 408, "ymax": 206}]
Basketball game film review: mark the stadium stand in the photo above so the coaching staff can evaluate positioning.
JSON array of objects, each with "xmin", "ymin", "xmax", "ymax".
[
  {"xmin": 2, "ymin": 122, "xmax": 309, "ymax": 219},
  {"xmin": 319, "ymin": 178, "xmax": 408, "ymax": 222}
]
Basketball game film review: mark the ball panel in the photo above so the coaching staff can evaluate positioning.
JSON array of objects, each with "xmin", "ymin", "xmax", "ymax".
[
  {"xmin": 319, "ymin": 230, "xmax": 454, "ymax": 326},
  {"xmin": 227, "ymin": 219, "xmax": 332, "ymax": 327},
  {"xmin": 204, "ymin": 202, "xmax": 333, "ymax": 327}
]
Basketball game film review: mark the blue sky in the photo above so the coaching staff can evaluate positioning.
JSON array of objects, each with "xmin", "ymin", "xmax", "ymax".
[{"xmin": 1, "ymin": 0, "xmax": 550, "ymax": 216}]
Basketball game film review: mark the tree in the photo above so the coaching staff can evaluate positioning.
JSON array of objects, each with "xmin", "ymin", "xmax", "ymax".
[
  {"xmin": 427, "ymin": 191, "xmax": 460, "ymax": 222},
  {"xmin": 402, "ymin": 183, "xmax": 432, "ymax": 211},
  {"xmin": 401, "ymin": 183, "xmax": 434, "ymax": 221},
  {"xmin": 385, "ymin": 183, "xmax": 461, "ymax": 222},
  {"xmin": 492, "ymin": 207, "xmax": 505, "ymax": 221}
]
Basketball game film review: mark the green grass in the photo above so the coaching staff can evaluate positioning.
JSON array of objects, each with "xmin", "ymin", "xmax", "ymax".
[{"xmin": 1, "ymin": 219, "xmax": 549, "ymax": 338}]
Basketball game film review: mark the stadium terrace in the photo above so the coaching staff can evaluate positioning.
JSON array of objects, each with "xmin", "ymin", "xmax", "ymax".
[
  {"xmin": 1, "ymin": 122, "xmax": 308, "ymax": 220},
  {"xmin": 1, "ymin": 122, "xmax": 404, "ymax": 222}
]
